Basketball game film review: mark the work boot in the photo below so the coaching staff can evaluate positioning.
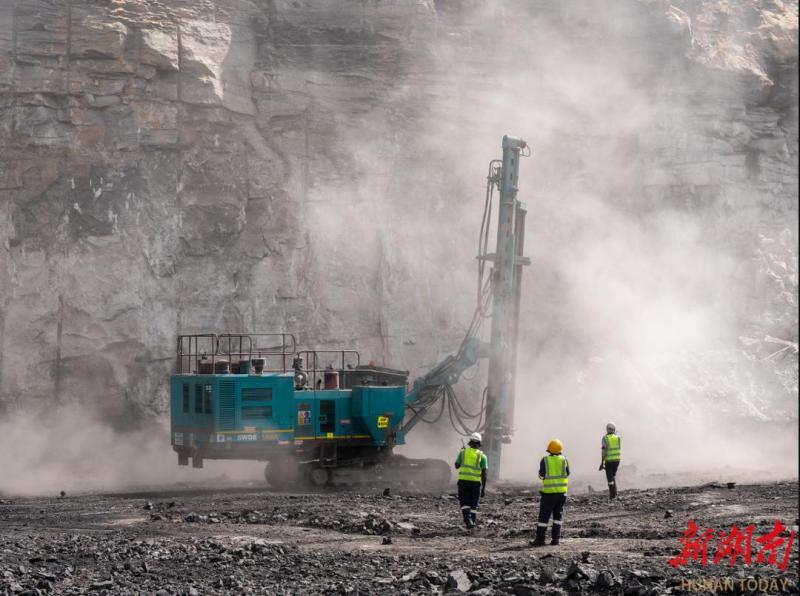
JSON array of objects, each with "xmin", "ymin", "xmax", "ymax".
[
  {"xmin": 551, "ymin": 523, "xmax": 561, "ymax": 545},
  {"xmin": 530, "ymin": 525, "xmax": 547, "ymax": 547},
  {"xmin": 608, "ymin": 482, "xmax": 617, "ymax": 501},
  {"xmin": 462, "ymin": 508, "xmax": 472, "ymax": 527}
]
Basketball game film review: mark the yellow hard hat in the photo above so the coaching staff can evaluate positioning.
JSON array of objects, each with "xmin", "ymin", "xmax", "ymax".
[{"xmin": 547, "ymin": 439, "xmax": 563, "ymax": 454}]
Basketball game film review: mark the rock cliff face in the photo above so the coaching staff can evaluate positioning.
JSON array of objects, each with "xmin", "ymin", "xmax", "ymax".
[{"xmin": 0, "ymin": 0, "xmax": 796, "ymax": 433}]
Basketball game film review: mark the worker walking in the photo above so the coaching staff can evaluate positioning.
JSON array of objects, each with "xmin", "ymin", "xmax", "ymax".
[
  {"xmin": 599, "ymin": 422, "xmax": 622, "ymax": 501},
  {"xmin": 531, "ymin": 439, "xmax": 569, "ymax": 546},
  {"xmin": 454, "ymin": 432, "xmax": 488, "ymax": 529}
]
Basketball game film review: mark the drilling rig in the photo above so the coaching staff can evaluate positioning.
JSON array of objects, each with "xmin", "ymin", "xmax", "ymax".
[{"xmin": 169, "ymin": 135, "xmax": 529, "ymax": 487}]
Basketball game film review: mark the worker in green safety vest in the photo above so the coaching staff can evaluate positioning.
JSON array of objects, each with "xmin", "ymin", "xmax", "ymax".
[
  {"xmin": 531, "ymin": 438, "xmax": 570, "ymax": 546},
  {"xmin": 599, "ymin": 422, "xmax": 622, "ymax": 501},
  {"xmin": 454, "ymin": 432, "xmax": 488, "ymax": 530}
]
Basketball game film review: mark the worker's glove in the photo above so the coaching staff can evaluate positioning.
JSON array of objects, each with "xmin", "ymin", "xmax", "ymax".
[
  {"xmin": 480, "ymin": 488, "xmax": 486, "ymax": 498},
  {"xmin": 598, "ymin": 463, "xmax": 605, "ymax": 471}
]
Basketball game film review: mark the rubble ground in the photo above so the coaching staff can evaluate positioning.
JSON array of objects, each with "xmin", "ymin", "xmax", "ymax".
[{"xmin": 1, "ymin": 481, "xmax": 797, "ymax": 595}]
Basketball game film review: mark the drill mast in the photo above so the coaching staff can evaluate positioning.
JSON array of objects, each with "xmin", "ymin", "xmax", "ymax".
[{"xmin": 483, "ymin": 135, "xmax": 529, "ymax": 481}]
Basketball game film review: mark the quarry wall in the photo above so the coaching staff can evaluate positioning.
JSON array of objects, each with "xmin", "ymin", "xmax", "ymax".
[{"xmin": 0, "ymin": 1, "xmax": 796, "ymax": 435}]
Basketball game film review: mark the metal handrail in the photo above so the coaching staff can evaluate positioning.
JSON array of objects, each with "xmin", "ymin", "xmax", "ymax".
[
  {"xmin": 217, "ymin": 333, "xmax": 297, "ymax": 355},
  {"xmin": 217, "ymin": 334, "xmax": 297, "ymax": 372},
  {"xmin": 176, "ymin": 334, "xmax": 218, "ymax": 375},
  {"xmin": 297, "ymin": 350, "xmax": 361, "ymax": 389},
  {"xmin": 174, "ymin": 335, "xmax": 364, "ymax": 379},
  {"xmin": 175, "ymin": 333, "xmax": 299, "ymax": 374}
]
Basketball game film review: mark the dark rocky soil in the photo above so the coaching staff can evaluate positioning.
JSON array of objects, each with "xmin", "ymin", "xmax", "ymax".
[{"xmin": 1, "ymin": 481, "xmax": 797, "ymax": 595}]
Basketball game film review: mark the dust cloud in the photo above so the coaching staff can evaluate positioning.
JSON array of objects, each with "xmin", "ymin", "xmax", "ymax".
[
  {"xmin": 384, "ymin": 1, "xmax": 798, "ymax": 484},
  {"xmin": 0, "ymin": 408, "xmax": 262, "ymax": 496},
  {"xmin": 503, "ymin": 198, "xmax": 798, "ymax": 484}
]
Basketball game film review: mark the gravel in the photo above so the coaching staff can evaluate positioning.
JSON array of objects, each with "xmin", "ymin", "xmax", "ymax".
[{"xmin": 0, "ymin": 482, "xmax": 796, "ymax": 594}]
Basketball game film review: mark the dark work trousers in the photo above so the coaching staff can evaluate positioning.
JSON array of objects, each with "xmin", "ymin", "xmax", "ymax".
[
  {"xmin": 605, "ymin": 461, "xmax": 620, "ymax": 498},
  {"xmin": 537, "ymin": 493, "xmax": 567, "ymax": 540},
  {"xmin": 457, "ymin": 480, "xmax": 481, "ymax": 527}
]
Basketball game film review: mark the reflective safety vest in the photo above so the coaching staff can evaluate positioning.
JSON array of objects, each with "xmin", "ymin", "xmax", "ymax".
[
  {"xmin": 605, "ymin": 433, "xmax": 621, "ymax": 462},
  {"xmin": 542, "ymin": 454, "xmax": 569, "ymax": 494},
  {"xmin": 457, "ymin": 447, "xmax": 484, "ymax": 483}
]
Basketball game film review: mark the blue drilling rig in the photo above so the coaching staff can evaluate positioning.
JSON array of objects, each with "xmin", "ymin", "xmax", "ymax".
[{"xmin": 169, "ymin": 136, "xmax": 529, "ymax": 488}]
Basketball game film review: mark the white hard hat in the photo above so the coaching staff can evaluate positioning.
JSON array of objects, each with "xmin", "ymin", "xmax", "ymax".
[
  {"xmin": 469, "ymin": 432, "xmax": 482, "ymax": 443},
  {"xmin": 606, "ymin": 422, "xmax": 616, "ymax": 433}
]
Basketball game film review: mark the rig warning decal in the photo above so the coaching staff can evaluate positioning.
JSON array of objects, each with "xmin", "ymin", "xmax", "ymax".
[{"xmin": 377, "ymin": 416, "xmax": 389, "ymax": 429}]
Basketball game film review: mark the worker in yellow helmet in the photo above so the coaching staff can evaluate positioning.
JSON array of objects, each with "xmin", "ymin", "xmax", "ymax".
[
  {"xmin": 531, "ymin": 439, "xmax": 570, "ymax": 547},
  {"xmin": 599, "ymin": 422, "xmax": 622, "ymax": 501},
  {"xmin": 454, "ymin": 432, "xmax": 488, "ymax": 530}
]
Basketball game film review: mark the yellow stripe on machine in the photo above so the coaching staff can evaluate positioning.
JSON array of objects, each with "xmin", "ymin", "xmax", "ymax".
[
  {"xmin": 215, "ymin": 429, "xmax": 293, "ymax": 435},
  {"xmin": 294, "ymin": 435, "xmax": 372, "ymax": 440}
]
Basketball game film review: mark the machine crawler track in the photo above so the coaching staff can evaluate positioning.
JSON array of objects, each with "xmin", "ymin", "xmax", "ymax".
[{"xmin": 265, "ymin": 455, "xmax": 451, "ymax": 492}]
